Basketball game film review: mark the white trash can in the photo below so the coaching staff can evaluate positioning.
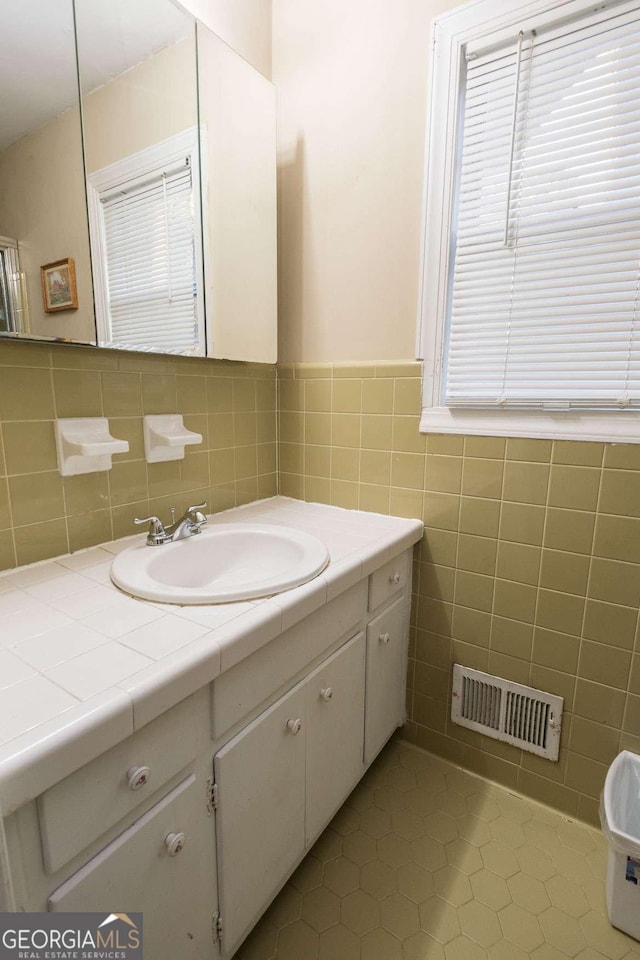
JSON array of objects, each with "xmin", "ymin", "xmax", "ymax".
[{"xmin": 601, "ymin": 750, "xmax": 640, "ymax": 942}]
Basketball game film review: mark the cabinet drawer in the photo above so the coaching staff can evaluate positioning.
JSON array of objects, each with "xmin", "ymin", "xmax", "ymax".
[
  {"xmin": 368, "ymin": 550, "xmax": 410, "ymax": 611},
  {"xmin": 38, "ymin": 696, "xmax": 202, "ymax": 874}
]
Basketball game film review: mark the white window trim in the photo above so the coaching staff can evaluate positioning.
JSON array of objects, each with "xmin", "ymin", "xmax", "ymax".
[
  {"xmin": 87, "ymin": 127, "xmax": 207, "ymax": 356},
  {"xmin": 417, "ymin": 0, "xmax": 640, "ymax": 443}
]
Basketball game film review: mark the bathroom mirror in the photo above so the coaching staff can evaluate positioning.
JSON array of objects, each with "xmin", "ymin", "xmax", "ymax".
[
  {"xmin": 197, "ymin": 24, "xmax": 277, "ymax": 363},
  {"xmin": 75, "ymin": 0, "xmax": 204, "ymax": 356},
  {"xmin": 0, "ymin": 0, "xmax": 97, "ymax": 345},
  {"xmin": 0, "ymin": 0, "xmax": 277, "ymax": 362}
]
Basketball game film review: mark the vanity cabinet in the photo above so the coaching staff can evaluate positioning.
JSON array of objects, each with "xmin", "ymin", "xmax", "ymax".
[
  {"xmin": 2, "ymin": 543, "xmax": 415, "ymax": 960},
  {"xmin": 214, "ymin": 632, "xmax": 366, "ymax": 956}
]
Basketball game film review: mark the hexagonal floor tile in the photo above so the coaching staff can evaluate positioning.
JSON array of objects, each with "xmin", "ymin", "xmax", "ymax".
[
  {"xmin": 499, "ymin": 903, "xmax": 545, "ymax": 952},
  {"xmin": 546, "ymin": 874, "xmax": 591, "ymax": 919},
  {"xmin": 446, "ymin": 839, "xmax": 484, "ymax": 876},
  {"xmin": 318, "ymin": 923, "xmax": 360, "ymax": 960},
  {"xmin": 392, "ymin": 808, "xmax": 427, "ymax": 841},
  {"xmin": 456, "ymin": 814, "xmax": 492, "ymax": 848},
  {"xmin": 516, "ymin": 843, "xmax": 557, "ymax": 882},
  {"xmin": 444, "ymin": 935, "xmax": 488, "ymax": 960},
  {"xmin": 360, "ymin": 806, "xmax": 393, "ymax": 839},
  {"xmin": 360, "ymin": 859, "xmax": 398, "ymax": 901},
  {"xmin": 397, "ymin": 862, "xmax": 435, "ymax": 904},
  {"xmin": 470, "ymin": 870, "xmax": 511, "ymax": 912},
  {"xmin": 341, "ymin": 889, "xmax": 381, "ymax": 936},
  {"xmin": 419, "ymin": 896, "xmax": 462, "ymax": 944},
  {"xmin": 539, "ymin": 906, "xmax": 587, "ymax": 957},
  {"xmin": 360, "ymin": 926, "xmax": 403, "ymax": 960},
  {"xmin": 458, "ymin": 899, "xmax": 502, "ymax": 948},
  {"xmin": 301, "ymin": 885, "xmax": 341, "ymax": 933},
  {"xmin": 424, "ymin": 812, "xmax": 459, "ymax": 844},
  {"xmin": 480, "ymin": 841, "xmax": 520, "ymax": 879},
  {"xmin": 323, "ymin": 856, "xmax": 360, "ymax": 898},
  {"xmin": 380, "ymin": 892, "xmax": 421, "ymax": 939},
  {"xmin": 343, "ymin": 829, "xmax": 378, "ymax": 866},
  {"xmin": 275, "ymin": 920, "xmax": 319, "ymax": 960},
  {"xmin": 411, "ymin": 835, "xmax": 448, "ymax": 872},
  {"xmin": 434, "ymin": 865, "xmax": 473, "ymax": 907},
  {"xmin": 377, "ymin": 832, "xmax": 413, "ymax": 868},
  {"xmin": 403, "ymin": 930, "xmax": 446, "ymax": 960},
  {"xmin": 507, "ymin": 872, "xmax": 551, "ymax": 915}
]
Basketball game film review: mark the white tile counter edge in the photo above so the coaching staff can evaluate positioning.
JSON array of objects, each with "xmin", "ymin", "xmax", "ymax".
[{"xmin": 0, "ymin": 497, "xmax": 423, "ymax": 814}]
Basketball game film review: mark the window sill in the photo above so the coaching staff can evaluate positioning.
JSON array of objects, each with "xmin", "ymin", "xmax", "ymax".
[{"xmin": 419, "ymin": 407, "xmax": 640, "ymax": 444}]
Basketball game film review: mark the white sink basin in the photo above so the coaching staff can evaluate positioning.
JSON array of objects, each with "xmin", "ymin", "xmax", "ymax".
[{"xmin": 110, "ymin": 523, "xmax": 330, "ymax": 604}]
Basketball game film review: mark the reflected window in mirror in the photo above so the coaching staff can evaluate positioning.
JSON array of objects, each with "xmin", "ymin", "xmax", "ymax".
[{"xmin": 87, "ymin": 131, "xmax": 205, "ymax": 355}]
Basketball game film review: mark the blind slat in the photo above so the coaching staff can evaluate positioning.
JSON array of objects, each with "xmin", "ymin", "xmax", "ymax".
[{"xmin": 445, "ymin": 0, "xmax": 640, "ymax": 409}]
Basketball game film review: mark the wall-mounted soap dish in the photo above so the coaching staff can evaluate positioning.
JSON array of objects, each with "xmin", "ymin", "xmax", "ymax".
[
  {"xmin": 55, "ymin": 418, "xmax": 129, "ymax": 476},
  {"xmin": 143, "ymin": 414, "xmax": 203, "ymax": 463}
]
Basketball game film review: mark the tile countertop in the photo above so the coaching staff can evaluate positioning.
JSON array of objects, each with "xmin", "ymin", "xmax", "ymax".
[{"xmin": 0, "ymin": 497, "xmax": 423, "ymax": 815}]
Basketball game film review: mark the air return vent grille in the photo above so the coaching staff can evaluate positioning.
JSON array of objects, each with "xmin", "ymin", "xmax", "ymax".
[{"xmin": 451, "ymin": 664, "xmax": 563, "ymax": 761}]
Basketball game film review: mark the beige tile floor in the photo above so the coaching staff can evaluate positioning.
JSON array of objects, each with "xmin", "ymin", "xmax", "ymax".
[{"xmin": 234, "ymin": 738, "xmax": 640, "ymax": 960}]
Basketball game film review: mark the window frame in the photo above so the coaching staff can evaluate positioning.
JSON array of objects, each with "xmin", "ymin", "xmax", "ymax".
[
  {"xmin": 86, "ymin": 128, "xmax": 207, "ymax": 356},
  {"xmin": 417, "ymin": 0, "xmax": 640, "ymax": 443}
]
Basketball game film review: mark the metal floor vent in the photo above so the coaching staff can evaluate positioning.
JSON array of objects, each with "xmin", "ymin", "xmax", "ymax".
[{"xmin": 451, "ymin": 664, "xmax": 563, "ymax": 761}]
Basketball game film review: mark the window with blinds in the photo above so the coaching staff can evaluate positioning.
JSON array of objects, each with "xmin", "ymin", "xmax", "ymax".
[
  {"xmin": 98, "ymin": 159, "xmax": 200, "ymax": 353},
  {"xmin": 444, "ymin": 0, "xmax": 640, "ymax": 411}
]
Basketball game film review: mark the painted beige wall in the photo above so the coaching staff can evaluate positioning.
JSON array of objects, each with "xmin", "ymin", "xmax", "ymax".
[
  {"xmin": 180, "ymin": 0, "xmax": 272, "ymax": 78},
  {"xmin": 273, "ymin": 0, "xmax": 460, "ymax": 363},
  {"xmin": 0, "ymin": 106, "xmax": 94, "ymax": 343}
]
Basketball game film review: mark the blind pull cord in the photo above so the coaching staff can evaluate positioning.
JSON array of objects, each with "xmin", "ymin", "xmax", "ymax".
[{"xmin": 504, "ymin": 31, "xmax": 525, "ymax": 248}]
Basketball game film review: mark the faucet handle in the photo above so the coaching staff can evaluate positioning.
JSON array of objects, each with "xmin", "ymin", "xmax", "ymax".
[
  {"xmin": 134, "ymin": 515, "xmax": 163, "ymax": 528},
  {"xmin": 186, "ymin": 501, "xmax": 207, "ymax": 514},
  {"xmin": 134, "ymin": 516, "xmax": 166, "ymax": 543}
]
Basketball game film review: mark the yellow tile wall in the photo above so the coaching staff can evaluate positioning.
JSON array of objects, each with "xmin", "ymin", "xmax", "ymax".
[
  {"xmin": 0, "ymin": 340, "xmax": 277, "ymax": 568},
  {"xmin": 278, "ymin": 361, "xmax": 640, "ymax": 826}
]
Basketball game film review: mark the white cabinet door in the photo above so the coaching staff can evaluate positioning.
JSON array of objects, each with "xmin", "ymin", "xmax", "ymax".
[
  {"xmin": 48, "ymin": 775, "xmax": 215, "ymax": 960},
  {"xmin": 365, "ymin": 597, "xmax": 408, "ymax": 765},
  {"xmin": 214, "ymin": 683, "xmax": 306, "ymax": 957},
  {"xmin": 305, "ymin": 632, "xmax": 365, "ymax": 845}
]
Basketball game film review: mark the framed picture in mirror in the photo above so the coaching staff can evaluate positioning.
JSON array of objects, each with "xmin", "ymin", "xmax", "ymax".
[{"xmin": 40, "ymin": 258, "xmax": 78, "ymax": 313}]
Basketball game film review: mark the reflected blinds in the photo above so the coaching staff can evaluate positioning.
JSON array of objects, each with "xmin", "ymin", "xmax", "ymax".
[
  {"xmin": 445, "ymin": 0, "xmax": 640, "ymax": 409},
  {"xmin": 101, "ymin": 161, "xmax": 199, "ymax": 353}
]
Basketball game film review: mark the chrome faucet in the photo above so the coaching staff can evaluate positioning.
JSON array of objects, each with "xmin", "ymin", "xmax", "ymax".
[{"xmin": 134, "ymin": 502, "xmax": 208, "ymax": 546}]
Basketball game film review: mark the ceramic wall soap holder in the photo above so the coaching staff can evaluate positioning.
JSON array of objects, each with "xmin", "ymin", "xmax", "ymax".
[
  {"xmin": 143, "ymin": 414, "xmax": 203, "ymax": 463},
  {"xmin": 55, "ymin": 418, "xmax": 129, "ymax": 476}
]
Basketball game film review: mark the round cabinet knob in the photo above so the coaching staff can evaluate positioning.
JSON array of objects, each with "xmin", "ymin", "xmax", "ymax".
[
  {"xmin": 287, "ymin": 718, "xmax": 303, "ymax": 735},
  {"xmin": 126, "ymin": 765, "xmax": 151, "ymax": 791},
  {"xmin": 165, "ymin": 832, "xmax": 186, "ymax": 857},
  {"xmin": 379, "ymin": 632, "xmax": 391, "ymax": 645},
  {"xmin": 389, "ymin": 572, "xmax": 401, "ymax": 584},
  {"xmin": 320, "ymin": 687, "xmax": 333, "ymax": 701}
]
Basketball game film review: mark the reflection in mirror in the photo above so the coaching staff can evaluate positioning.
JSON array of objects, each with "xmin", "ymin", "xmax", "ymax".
[
  {"xmin": 0, "ymin": 0, "xmax": 96, "ymax": 344},
  {"xmin": 75, "ymin": 0, "xmax": 205, "ymax": 356}
]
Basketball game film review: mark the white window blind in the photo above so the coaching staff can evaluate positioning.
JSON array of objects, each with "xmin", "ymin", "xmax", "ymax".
[
  {"xmin": 445, "ymin": 0, "xmax": 640, "ymax": 410},
  {"xmin": 100, "ymin": 159, "xmax": 200, "ymax": 353}
]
